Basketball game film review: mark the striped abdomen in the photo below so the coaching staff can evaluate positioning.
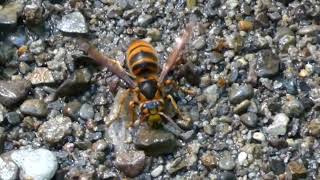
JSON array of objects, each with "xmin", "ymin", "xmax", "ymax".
[{"xmin": 127, "ymin": 40, "xmax": 159, "ymax": 77}]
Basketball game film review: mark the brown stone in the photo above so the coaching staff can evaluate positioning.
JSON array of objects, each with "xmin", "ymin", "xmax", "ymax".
[
  {"xmin": 287, "ymin": 161, "xmax": 307, "ymax": 179},
  {"xmin": 239, "ymin": 20, "xmax": 253, "ymax": 32},
  {"xmin": 308, "ymin": 121, "xmax": 320, "ymax": 137},
  {"xmin": 115, "ymin": 150, "xmax": 146, "ymax": 178},
  {"xmin": 200, "ymin": 151, "xmax": 217, "ymax": 169}
]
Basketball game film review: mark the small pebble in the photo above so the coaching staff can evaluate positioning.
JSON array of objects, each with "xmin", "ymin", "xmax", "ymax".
[
  {"xmin": 29, "ymin": 40, "xmax": 45, "ymax": 55},
  {"xmin": 137, "ymin": 14, "xmax": 153, "ymax": 27},
  {"xmin": 283, "ymin": 97, "xmax": 304, "ymax": 117},
  {"xmin": 234, "ymin": 100, "xmax": 251, "ymax": 114},
  {"xmin": 92, "ymin": 140, "xmax": 108, "ymax": 152},
  {"xmin": 166, "ymin": 157, "xmax": 189, "ymax": 174},
  {"xmin": 192, "ymin": 36, "xmax": 206, "ymax": 50},
  {"xmin": 203, "ymin": 84, "xmax": 219, "ymax": 106},
  {"xmin": 186, "ymin": 0, "xmax": 197, "ymax": 9},
  {"xmin": 237, "ymin": 152, "xmax": 247, "ymax": 166},
  {"xmin": 151, "ymin": 165, "xmax": 164, "ymax": 177},
  {"xmin": 218, "ymin": 151, "xmax": 236, "ymax": 171},
  {"xmin": 63, "ymin": 100, "xmax": 81, "ymax": 119},
  {"xmin": 256, "ymin": 49, "xmax": 280, "ymax": 77},
  {"xmin": 252, "ymin": 132, "xmax": 266, "ymax": 142},
  {"xmin": 240, "ymin": 112, "xmax": 258, "ymax": 128},
  {"xmin": 201, "ymin": 151, "xmax": 218, "ymax": 169},
  {"xmin": 115, "ymin": 150, "xmax": 146, "ymax": 178},
  {"xmin": 5, "ymin": 112, "xmax": 21, "ymax": 125},
  {"xmin": 239, "ymin": 20, "xmax": 253, "ymax": 32},
  {"xmin": 308, "ymin": 121, "xmax": 320, "ymax": 137},
  {"xmin": 38, "ymin": 115, "xmax": 72, "ymax": 144},
  {"xmin": 23, "ymin": 2, "xmax": 43, "ymax": 25},
  {"xmin": 79, "ymin": 103, "xmax": 94, "ymax": 120},
  {"xmin": 134, "ymin": 126, "xmax": 177, "ymax": 156},
  {"xmin": 58, "ymin": 11, "xmax": 88, "ymax": 34},
  {"xmin": 267, "ymin": 113, "xmax": 290, "ymax": 136},
  {"xmin": 20, "ymin": 99, "xmax": 48, "ymax": 117},
  {"xmin": 147, "ymin": 28, "xmax": 161, "ymax": 41},
  {"xmin": 270, "ymin": 159, "xmax": 285, "ymax": 175},
  {"xmin": 229, "ymin": 84, "xmax": 254, "ymax": 105},
  {"xmin": 287, "ymin": 161, "xmax": 307, "ymax": 179}
]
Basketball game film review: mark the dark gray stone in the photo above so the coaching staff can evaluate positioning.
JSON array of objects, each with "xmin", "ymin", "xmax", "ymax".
[
  {"xmin": 134, "ymin": 126, "xmax": 177, "ymax": 156},
  {"xmin": 5, "ymin": 112, "xmax": 21, "ymax": 125},
  {"xmin": 240, "ymin": 112, "xmax": 258, "ymax": 128},
  {"xmin": 229, "ymin": 84, "xmax": 254, "ymax": 104},
  {"xmin": 0, "ymin": 80, "xmax": 32, "ymax": 107}
]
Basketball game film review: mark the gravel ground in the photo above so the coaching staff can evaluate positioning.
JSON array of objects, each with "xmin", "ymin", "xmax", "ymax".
[{"xmin": 0, "ymin": 0, "xmax": 320, "ymax": 179}]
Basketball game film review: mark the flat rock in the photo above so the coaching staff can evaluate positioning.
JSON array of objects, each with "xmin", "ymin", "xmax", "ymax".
[
  {"xmin": 10, "ymin": 148, "xmax": 58, "ymax": 180},
  {"xmin": 0, "ymin": 80, "xmax": 32, "ymax": 107},
  {"xmin": 58, "ymin": 11, "xmax": 88, "ymax": 34},
  {"xmin": 20, "ymin": 99, "xmax": 48, "ymax": 117},
  {"xmin": 26, "ymin": 67, "xmax": 55, "ymax": 85},
  {"xmin": 115, "ymin": 150, "xmax": 146, "ymax": 178},
  {"xmin": 134, "ymin": 126, "xmax": 177, "ymax": 156}
]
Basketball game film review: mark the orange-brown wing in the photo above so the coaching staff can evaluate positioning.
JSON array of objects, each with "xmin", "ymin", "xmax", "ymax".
[
  {"xmin": 79, "ymin": 40, "xmax": 136, "ymax": 89},
  {"xmin": 159, "ymin": 23, "xmax": 193, "ymax": 84}
]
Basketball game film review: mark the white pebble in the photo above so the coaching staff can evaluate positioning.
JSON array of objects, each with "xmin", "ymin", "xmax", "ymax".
[
  {"xmin": 10, "ymin": 148, "xmax": 57, "ymax": 180},
  {"xmin": 238, "ymin": 152, "xmax": 248, "ymax": 166},
  {"xmin": 253, "ymin": 132, "xmax": 266, "ymax": 142},
  {"xmin": 151, "ymin": 165, "xmax": 164, "ymax": 177}
]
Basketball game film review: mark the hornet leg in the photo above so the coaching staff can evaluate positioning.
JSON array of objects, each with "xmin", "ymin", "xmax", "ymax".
[{"xmin": 164, "ymin": 79, "xmax": 196, "ymax": 95}]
